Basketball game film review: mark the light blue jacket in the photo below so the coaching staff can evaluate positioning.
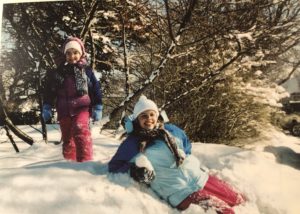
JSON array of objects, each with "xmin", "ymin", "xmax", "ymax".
[{"xmin": 108, "ymin": 123, "xmax": 209, "ymax": 207}]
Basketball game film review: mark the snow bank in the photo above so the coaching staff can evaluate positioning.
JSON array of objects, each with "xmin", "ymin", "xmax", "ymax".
[{"xmin": 0, "ymin": 125, "xmax": 300, "ymax": 214}]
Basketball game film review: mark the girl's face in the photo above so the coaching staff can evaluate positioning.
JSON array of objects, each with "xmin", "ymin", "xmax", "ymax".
[
  {"xmin": 137, "ymin": 110, "xmax": 158, "ymax": 130},
  {"xmin": 65, "ymin": 48, "xmax": 82, "ymax": 64}
]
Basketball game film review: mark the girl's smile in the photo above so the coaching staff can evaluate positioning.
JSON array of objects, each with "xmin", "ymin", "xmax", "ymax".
[
  {"xmin": 65, "ymin": 48, "xmax": 82, "ymax": 64},
  {"xmin": 138, "ymin": 110, "xmax": 158, "ymax": 130}
]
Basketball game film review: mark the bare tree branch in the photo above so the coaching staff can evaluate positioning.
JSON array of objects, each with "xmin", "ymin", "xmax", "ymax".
[
  {"xmin": 102, "ymin": 0, "xmax": 197, "ymax": 128},
  {"xmin": 89, "ymin": 29, "xmax": 96, "ymax": 70},
  {"xmin": 20, "ymin": 5, "xmax": 55, "ymax": 67},
  {"xmin": 80, "ymin": 0, "xmax": 99, "ymax": 41},
  {"xmin": 0, "ymin": 97, "xmax": 34, "ymax": 145},
  {"xmin": 278, "ymin": 61, "xmax": 300, "ymax": 85},
  {"xmin": 162, "ymin": 48, "xmax": 244, "ymax": 109},
  {"xmin": 164, "ymin": 0, "xmax": 176, "ymax": 44},
  {"xmin": 3, "ymin": 125, "xmax": 19, "ymax": 153}
]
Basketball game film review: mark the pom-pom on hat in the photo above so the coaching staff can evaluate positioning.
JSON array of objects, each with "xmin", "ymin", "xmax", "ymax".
[{"xmin": 133, "ymin": 95, "xmax": 159, "ymax": 119}]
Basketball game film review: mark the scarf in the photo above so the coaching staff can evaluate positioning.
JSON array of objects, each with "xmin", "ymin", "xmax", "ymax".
[
  {"xmin": 55, "ymin": 63, "xmax": 88, "ymax": 96},
  {"xmin": 133, "ymin": 122, "xmax": 185, "ymax": 167},
  {"xmin": 73, "ymin": 65, "xmax": 88, "ymax": 96}
]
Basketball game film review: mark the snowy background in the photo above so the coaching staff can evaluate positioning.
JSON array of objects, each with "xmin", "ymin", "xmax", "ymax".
[
  {"xmin": 1, "ymin": 0, "xmax": 300, "ymax": 213},
  {"xmin": 1, "ymin": 123, "xmax": 300, "ymax": 214}
]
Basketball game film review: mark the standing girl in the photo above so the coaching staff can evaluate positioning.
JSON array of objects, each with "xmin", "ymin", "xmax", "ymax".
[
  {"xmin": 109, "ymin": 95, "xmax": 245, "ymax": 213},
  {"xmin": 42, "ymin": 37, "xmax": 103, "ymax": 162}
]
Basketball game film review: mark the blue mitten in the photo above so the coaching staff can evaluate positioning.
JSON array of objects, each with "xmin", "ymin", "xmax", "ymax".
[
  {"xmin": 122, "ymin": 115, "xmax": 134, "ymax": 133},
  {"xmin": 92, "ymin": 104, "xmax": 103, "ymax": 122},
  {"xmin": 42, "ymin": 104, "xmax": 52, "ymax": 122}
]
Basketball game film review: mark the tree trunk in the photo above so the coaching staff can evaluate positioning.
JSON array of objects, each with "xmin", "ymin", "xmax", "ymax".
[
  {"xmin": 0, "ymin": 97, "xmax": 34, "ymax": 145},
  {"xmin": 3, "ymin": 125, "xmax": 19, "ymax": 153},
  {"xmin": 38, "ymin": 64, "xmax": 48, "ymax": 144}
]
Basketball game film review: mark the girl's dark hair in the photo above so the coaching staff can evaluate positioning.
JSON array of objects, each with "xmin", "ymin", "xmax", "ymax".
[{"xmin": 119, "ymin": 119, "xmax": 141, "ymax": 140}]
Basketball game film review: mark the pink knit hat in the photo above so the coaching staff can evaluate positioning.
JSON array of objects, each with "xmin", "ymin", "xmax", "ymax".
[
  {"xmin": 62, "ymin": 37, "xmax": 87, "ymax": 65},
  {"xmin": 63, "ymin": 37, "xmax": 86, "ymax": 56}
]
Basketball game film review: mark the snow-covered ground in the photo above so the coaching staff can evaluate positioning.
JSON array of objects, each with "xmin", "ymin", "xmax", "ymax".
[{"xmin": 0, "ymin": 124, "xmax": 300, "ymax": 214}]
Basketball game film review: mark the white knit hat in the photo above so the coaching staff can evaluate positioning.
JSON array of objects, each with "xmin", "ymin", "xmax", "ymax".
[
  {"xmin": 64, "ymin": 40, "xmax": 83, "ymax": 56},
  {"xmin": 133, "ymin": 95, "xmax": 159, "ymax": 119}
]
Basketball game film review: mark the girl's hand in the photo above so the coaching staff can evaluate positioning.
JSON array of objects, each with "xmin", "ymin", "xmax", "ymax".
[
  {"xmin": 130, "ymin": 164, "xmax": 155, "ymax": 185},
  {"xmin": 92, "ymin": 104, "xmax": 103, "ymax": 122}
]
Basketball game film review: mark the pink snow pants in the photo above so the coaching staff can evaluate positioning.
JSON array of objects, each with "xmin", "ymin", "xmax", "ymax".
[
  {"xmin": 176, "ymin": 175, "xmax": 245, "ymax": 214},
  {"xmin": 59, "ymin": 111, "xmax": 93, "ymax": 162}
]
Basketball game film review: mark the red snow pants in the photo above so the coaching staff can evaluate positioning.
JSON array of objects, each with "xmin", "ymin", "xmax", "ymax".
[
  {"xmin": 59, "ymin": 111, "xmax": 93, "ymax": 162},
  {"xmin": 176, "ymin": 175, "xmax": 245, "ymax": 214}
]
